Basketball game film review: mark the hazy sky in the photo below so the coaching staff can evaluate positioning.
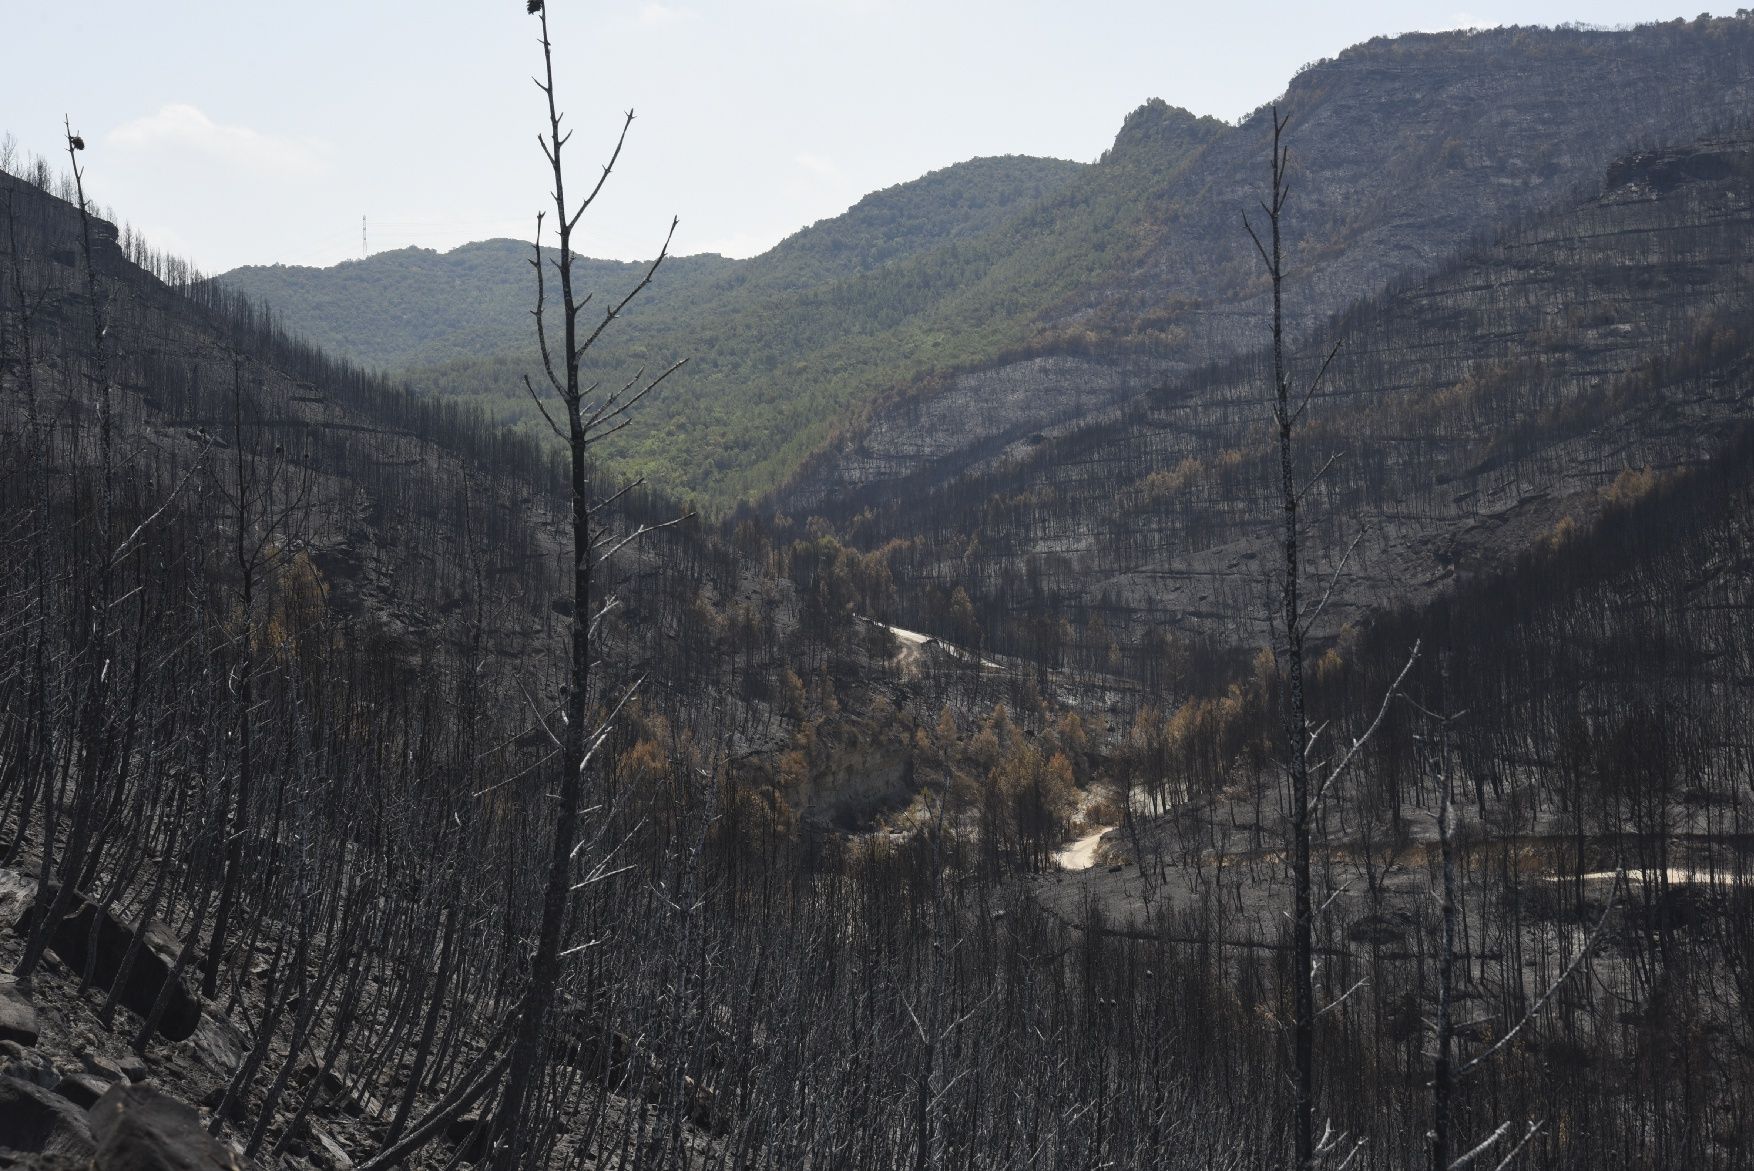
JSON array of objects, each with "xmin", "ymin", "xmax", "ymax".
[{"xmin": 1, "ymin": 2, "xmax": 1737, "ymax": 272}]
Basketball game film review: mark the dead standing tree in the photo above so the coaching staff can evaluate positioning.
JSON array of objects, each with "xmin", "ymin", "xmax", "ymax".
[
  {"xmin": 16, "ymin": 119, "xmax": 119, "ymax": 983},
  {"xmin": 1243, "ymin": 104, "xmax": 1323, "ymax": 1171},
  {"xmin": 488, "ymin": 2, "xmax": 685, "ymax": 1166},
  {"xmin": 1243, "ymin": 109, "xmax": 1611, "ymax": 1170},
  {"xmin": 203, "ymin": 353, "xmax": 316, "ymax": 1002},
  {"xmin": 1244, "ymin": 107, "xmax": 1415, "ymax": 1170}
]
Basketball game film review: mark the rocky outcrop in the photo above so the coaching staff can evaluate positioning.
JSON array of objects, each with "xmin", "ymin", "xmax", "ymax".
[
  {"xmin": 1604, "ymin": 140, "xmax": 1752, "ymax": 198},
  {"xmin": 7, "ymin": 880, "xmax": 202, "ymax": 1043},
  {"xmin": 54, "ymin": 1072, "xmax": 112, "ymax": 1109},
  {"xmin": 89, "ymin": 1084, "xmax": 249, "ymax": 1171},
  {"xmin": 788, "ymin": 730, "xmax": 914, "ymax": 830},
  {"xmin": 0, "ymin": 1074, "xmax": 96, "ymax": 1161},
  {"xmin": 0, "ymin": 870, "xmax": 35, "ymax": 931},
  {"xmin": 0, "ymin": 980, "xmax": 39, "ymax": 1047}
]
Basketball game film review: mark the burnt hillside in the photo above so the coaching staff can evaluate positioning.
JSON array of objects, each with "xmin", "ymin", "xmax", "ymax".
[
  {"xmin": 818, "ymin": 136, "xmax": 1754, "ymax": 694},
  {"xmin": 1, "ymin": 164, "xmax": 1119, "ymax": 1170}
]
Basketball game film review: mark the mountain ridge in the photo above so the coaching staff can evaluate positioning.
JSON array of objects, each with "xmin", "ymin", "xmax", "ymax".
[
  {"xmin": 776, "ymin": 15, "xmax": 1754, "ymax": 511},
  {"xmin": 215, "ymin": 16, "xmax": 1754, "ymax": 513},
  {"xmin": 220, "ymin": 152, "xmax": 1085, "ymax": 373},
  {"xmin": 8, "ymin": 17, "xmax": 1754, "ymax": 1169}
]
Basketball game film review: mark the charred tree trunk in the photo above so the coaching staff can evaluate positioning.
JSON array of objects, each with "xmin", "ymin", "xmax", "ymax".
[
  {"xmin": 489, "ymin": 6, "xmax": 681, "ymax": 1165},
  {"xmin": 1246, "ymin": 106, "xmax": 1316, "ymax": 1171}
]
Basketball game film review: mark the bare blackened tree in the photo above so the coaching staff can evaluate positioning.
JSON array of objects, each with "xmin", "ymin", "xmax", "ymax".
[
  {"xmin": 0, "ymin": 168, "xmax": 53, "ymax": 871},
  {"xmin": 1245, "ymin": 107, "xmax": 1415, "ymax": 1170},
  {"xmin": 488, "ymin": 3, "xmax": 685, "ymax": 1165},
  {"xmin": 16, "ymin": 118, "xmax": 118, "ymax": 982},
  {"xmin": 1243, "ymin": 105, "xmax": 1321, "ymax": 1171},
  {"xmin": 201, "ymin": 353, "xmax": 315, "ymax": 1000}
]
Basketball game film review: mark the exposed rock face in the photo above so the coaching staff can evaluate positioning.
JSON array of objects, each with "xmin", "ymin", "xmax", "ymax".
[
  {"xmin": 53, "ymin": 1072, "xmax": 111, "ymax": 1109},
  {"xmin": 178, "ymin": 1013, "xmax": 247, "ymax": 1084},
  {"xmin": 88, "ymin": 1084, "xmax": 248, "ymax": 1171},
  {"xmin": 0, "ymin": 870, "xmax": 35, "ymax": 931},
  {"xmin": 0, "ymin": 980, "xmax": 39, "ymax": 1047},
  {"xmin": 2, "ymin": 1047, "xmax": 61, "ymax": 1089},
  {"xmin": 793, "ymin": 741, "xmax": 913, "ymax": 830},
  {"xmin": 0, "ymin": 1074, "xmax": 95, "ymax": 1160},
  {"xmin": 1604, "ymin": 140, "xmax": 1752, "ymax": 197},
  {"xmin": 307, "ymin": 1127, "xmax": 353, "ymax": 1171},
  {"xmin": 11, "ymin": 883, "xmax": 201, "ymax": 1043}
]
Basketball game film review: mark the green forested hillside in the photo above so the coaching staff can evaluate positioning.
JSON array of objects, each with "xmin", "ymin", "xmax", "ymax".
[
  {"xmin": 748, "ymin": 152, "xmax": 1090, "ymax": 290},
  {"xmin": 412, "ymin": 118, "xmax": 1222, "ymax": 501},
  {"xmin": 225, "ymin": 131, "xmax": 1222, "ymax": 504},
  {"xmin": 220, "ymin": 243, "xmax": 737, "ymax": 372},
  {"xmin": 224, "ymin": 154, "xmax": 1087, "ymax": 375}
]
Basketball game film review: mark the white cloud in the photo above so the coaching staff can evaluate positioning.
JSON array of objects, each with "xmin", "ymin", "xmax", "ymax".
[
  {"xmin": 793, "ymin": 152, "xmax": 842, "ymax": 182},
  {"xmin": 694, "ymin": 229, "xmax": 780, "ymax": 258},
  {"xmin": 1419, "ymin": 11, "xmax": 1487, "ymax": 31},
  {"xmin": 107, "ymin": 104, "xmax": 329, "ymax": 179},
  {"xmin": 638, "ymin": 3, "xmax": 689, "ymax": 26},
  {"xmin": 783, "ymin": 0, "xmax": 884, "ymax": 13},
  {"xmin": 128, "ymin": 221, "xmax": 201, "ymax": 267}
]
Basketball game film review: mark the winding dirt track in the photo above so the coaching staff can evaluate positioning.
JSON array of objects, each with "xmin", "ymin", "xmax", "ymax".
[{"xmin": 1054, "ymin": 826, "xmax": 1108, "ymax": 871}]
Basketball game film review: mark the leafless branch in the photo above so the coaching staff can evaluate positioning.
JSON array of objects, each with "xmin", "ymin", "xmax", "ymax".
[
  {"xmin": 1458, "ymin": 873, "xmax": 1622, "ymax": 1076},
  {"xmin": 1299, "ymin": 528, "xmax": 1364, "ymax": 635}
]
